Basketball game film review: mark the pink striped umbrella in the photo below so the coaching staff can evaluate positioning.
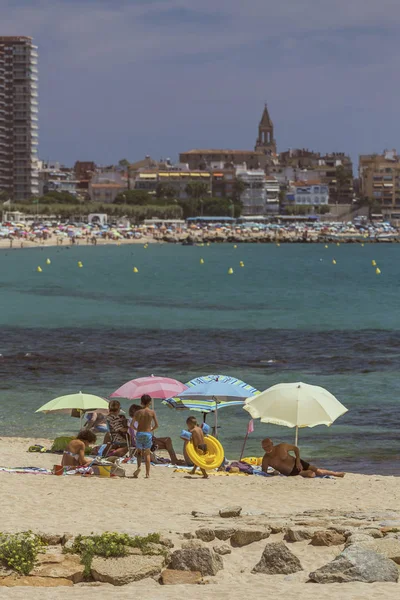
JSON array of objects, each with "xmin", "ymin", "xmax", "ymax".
[{"xmin": 110, "ymin": 376, "xmax": 187, "ymax": 400}]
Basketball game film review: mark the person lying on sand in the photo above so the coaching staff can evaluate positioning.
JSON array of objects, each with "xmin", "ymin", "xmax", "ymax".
[
  {"xmin": 186, "ymin": 416, "xmax": 208, "ymax": 479},
  {"xmin": 261, "ymin": 438, "xmax": 345, "ymax": 478},
  {"xmin": 61, "ymin": 430, "xmax": 97, "ymax": 467}
]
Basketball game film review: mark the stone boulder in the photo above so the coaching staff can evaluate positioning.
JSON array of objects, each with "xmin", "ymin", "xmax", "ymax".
[
  {"xmin": 345, "ymin": 533, "xmax": 374, "ymax": 546},
  {"xmin": 37, "ymin": 533, "xmax": 63, "ymax": 546},
  {"xmin": 284, "ymin": 528, "xmax": 315, "ymax": 543},
  {"xmin": 310, "ymin": 531, "xmax": 346, "ymax": 547},
  {"xmin": 252, "ymin": 542, "xmax": 303, "ymax": 575},
  {"xmin": 351, "ymin": 538, "xmax": 400, "ymax": 564},
  {"xmin": 33, "ymin": 554, "xmax": 84, "ymax": 583},
  {"xmin": 158, "ymin": 536, "xmax": 174, "ymax": 548},
  {"xmin": 91, "ymin": 554, "xmax": 164, "ymax": 586},
  {"xmin": 0, "ymin": 576, "xmax": 73, "ymax": 587},
  {"xmin": 213, "ymin": 545, "xmax": 232, "ymax": 556},
  {"xmin": 214, "ymin": 528, "xmax": 236, "ymax": 541},
  {"xmin": 196, "ymin": 528, "xmax": 215, "ymax": 542},
  {"xmin": 160, "ymin": 569, "xmax": 202, "ymax": 585},
  {"xmin": 219, "ymin": 506, "xmax": 242, "ymax": 518},
  {"xmin": 168, "ymin": 548, "xmax": 223, "ymax": 576},
  {"xmin": 309, "ymin": 545, "xmax": 399, "ymax": 583},
  {"xmin": 231, "ymin": 528, "xmax": 271, "ymax": 548}
]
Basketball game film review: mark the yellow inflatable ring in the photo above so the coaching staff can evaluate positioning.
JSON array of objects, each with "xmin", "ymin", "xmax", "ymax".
[
  {"xmin": 242, "ymin": 456, "xmax": 263, "ymax": 466},
  {"xmin": 186, "ymin": 435, "xmax": 224, "ymax": 470}
]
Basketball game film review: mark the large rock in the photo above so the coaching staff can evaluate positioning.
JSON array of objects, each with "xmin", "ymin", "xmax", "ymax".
[
  {"xmin": 168, "ymin": 548, "xmax": 223, "ymax": 576},
  {"xmin": 91, "ymin": 554, "xmax": 164, "ymax": 586},
  {"xmin": 309, "ymin": 545, "xmax": 399, "ymax": 583},
  {"xmin": 219, "ymin": 506, "xmax": 242, "ymax": 518},
  {"xmin": 310, "ymin": 531, "xmax": 346, "ymax": 547},
  {"xmin": 351, "ymin": 538, "xmax": 400, "ymax": 564},
  {"xmin": 214, "ymin": 528, "xmax": 236, "ymax": 541},
  {"xmin": 160, "ymin": 569, "xmax": 202, "ymax": 585},
  {"xmin": 252, "ymin": 542, "xmax": 303, "ymax": 575},
  {"xmin": 0, "ymin": 575, "xmax": 73, "ymax": 587},
  {"xmin": 159, "ymin": 536, "xmax": 174, "ymax": 548},
  {"xmin": 33, "ymin": 554, "xmax": 84, "ymax": 583},
  {"xmin": 284, "ymin": 528, "xmax": 315, "ymax": 543},
  {"xmin": 231, "ymin": 528, "xmax": 271, "ymax": 548},
  {"xmin": 345, "ymin": 533, "xmax": 374, "ymax": 546},
  {"xmin": 196, "ymin": 528, "xmax": 215, "ymax": 542}
]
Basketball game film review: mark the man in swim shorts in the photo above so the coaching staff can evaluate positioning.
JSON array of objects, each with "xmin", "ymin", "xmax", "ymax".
[
  {"xmin": 133, "ymin": 394, "xmax": 159, "ymax": 479},
  {"xmin": 261, "ymin": 438, "xmax": 345, "ymax": 478}
]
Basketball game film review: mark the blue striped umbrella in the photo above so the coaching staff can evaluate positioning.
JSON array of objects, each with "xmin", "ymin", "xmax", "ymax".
[{"xmin": 163, "ymin": 375, "xmax": 259, "ymax": 435}]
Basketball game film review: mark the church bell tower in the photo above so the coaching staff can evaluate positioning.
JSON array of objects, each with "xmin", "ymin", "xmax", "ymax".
[{"xmin": 255, "ymin": 104, "xmax": 276, "ymax": 156}]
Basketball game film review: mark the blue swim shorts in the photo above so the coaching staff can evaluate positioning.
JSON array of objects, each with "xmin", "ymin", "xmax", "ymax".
[{"xmin": 136, "ymin": 432, "xmax": 153, "ymax": 451}]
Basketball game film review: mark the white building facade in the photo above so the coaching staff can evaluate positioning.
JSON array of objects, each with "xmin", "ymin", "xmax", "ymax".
[
  {"xmin": 288, "ymin": 182, "xmax": 329, "ymax": 206},
  {"xmin": 236, "ymin": 168, "xmax": 267, "ymax": 215}
]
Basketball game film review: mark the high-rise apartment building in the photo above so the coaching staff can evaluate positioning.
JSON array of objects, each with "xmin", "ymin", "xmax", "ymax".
[
  {"xmin": 0, "ymin": 36, "xmax": 39, "ymax": 200},
  {"xmin": 359, "ymin": 150, "xmax": 400, "ymax": 217}
]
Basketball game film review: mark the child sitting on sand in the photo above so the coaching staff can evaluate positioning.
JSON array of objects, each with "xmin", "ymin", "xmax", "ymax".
[
  {"xmin": 186, "ymin": 416, "xmax": 208, "ymax": 479},
  {"xmin": 61, "ymin": 430, "xmax": 97, "ymax": 467}
]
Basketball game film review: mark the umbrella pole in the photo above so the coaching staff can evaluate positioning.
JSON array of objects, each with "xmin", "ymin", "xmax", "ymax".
[
  {"xmin": 214, "ymin": 396, "xmax": 218, "ymax": 439},
  {"xmin": 295, "ymin": 426, "xmax": 299, "ymax": 447},
  {"xmin": 239, "ymin": 429, "xmax": 249, "ymax": 461}
]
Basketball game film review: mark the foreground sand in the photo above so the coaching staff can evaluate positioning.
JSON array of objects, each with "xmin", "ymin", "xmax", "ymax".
[{"xmin": 0, "ymin": 437, "xmax": 399, "ymax": 599}]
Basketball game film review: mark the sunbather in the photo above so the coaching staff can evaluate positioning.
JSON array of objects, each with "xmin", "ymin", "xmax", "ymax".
[
  {"xmin": 106, "ymin": 400, "xmax": 129, "ymax": 457},
  {"xmin": 61, "ymin": 430, "xmax": 97, "ymax": 467},
  {"xmin": 261, "ymin": 438, "xmax": 345, "ymax": 478}
]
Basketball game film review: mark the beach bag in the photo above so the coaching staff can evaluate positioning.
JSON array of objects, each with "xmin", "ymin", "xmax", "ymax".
[{"xmin": 92, "ymin": 461, "xmax": 126, "ymax": 477}]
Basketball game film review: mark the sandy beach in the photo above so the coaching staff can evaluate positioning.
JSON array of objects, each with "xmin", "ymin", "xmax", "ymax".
[{"xmin": 0, "ymin": 437, "xmax": 399, "ymax": 599}]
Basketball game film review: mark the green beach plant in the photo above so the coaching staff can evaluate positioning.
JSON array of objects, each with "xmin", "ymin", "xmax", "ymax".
[
  {"xmin": 0, "ymin": 531, "xmax": 45, "ymax": 575},
  {"xmin": 65, "ymin": 532, "xmax": 163, "ymax": 578}
]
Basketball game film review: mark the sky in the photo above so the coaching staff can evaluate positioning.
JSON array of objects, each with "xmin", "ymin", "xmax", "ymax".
[{"xmin": 1, "ymin": 0, "xmax": 400, "ymax": 167}]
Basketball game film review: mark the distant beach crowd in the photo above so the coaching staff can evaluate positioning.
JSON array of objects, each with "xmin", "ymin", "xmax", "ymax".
[{"xmin": 1, "ymin": 217, "xmax": 399, "ymax": 249}]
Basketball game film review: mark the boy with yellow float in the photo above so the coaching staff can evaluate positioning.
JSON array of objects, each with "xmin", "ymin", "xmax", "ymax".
[{"xmin": 181, "ymin": 417, "xmax": 224, "ymax": 478}]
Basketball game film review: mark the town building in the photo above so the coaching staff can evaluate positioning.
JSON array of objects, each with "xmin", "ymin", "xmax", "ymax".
[
  {"xmin": 359, "ymin": 149, "xmax": 400, "ymax": 218},
  {"xmin": 278, "ymin": 149, "xmax": 353, "ymax": 203},
  {"xmin": 179, "ymin": 149, "xmax": 265, "ymax": 171},
  {"xmin": 89, "ymin": 171, "xmax": 126, "ymax": 203},
  {"xmin": 254, "ymin": 104, "xmax": 277, "ymax": 158},
  {"xmin": 38, "ymin": 161, "xmax": 78, "ymax": 196},
  {"xmin": 235, "ymin": 168, "xmax": 268, "ymax": 215},
  {"xmin": 0, "ymin": 36, "xmax": 39, "ymax": 200},
  {"xmin": 134, "ymin": 167, "xmax": 212, "ymax": 199},
  {"xmin": 286, "ymin": 181, "xmax": 329, "ymax": 206}
]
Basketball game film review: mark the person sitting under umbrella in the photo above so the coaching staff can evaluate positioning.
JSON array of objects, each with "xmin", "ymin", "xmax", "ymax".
[
  {"xmin": 106, "ymin": 400, "xmax": 129, "ymax": 457},
  {"xmin": 61, "ymin": 430, "xmax": 97, "ymax": 467},
  {"xmin": 261, "ymin": 438, "xmax": 345, "ymax": 478}
]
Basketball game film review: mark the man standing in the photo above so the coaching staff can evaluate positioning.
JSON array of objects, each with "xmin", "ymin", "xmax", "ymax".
[
  {"xmin": 261, "ymin": 438, "xmax": 345, "ymax": 478},
  {"xmin": 133, "ymin": 394, "xmax": 159, "ymax": 478}
]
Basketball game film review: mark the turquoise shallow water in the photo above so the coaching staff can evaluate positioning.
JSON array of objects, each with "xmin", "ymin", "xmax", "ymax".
[{"xmin": 0, "ymin": 242, "xmax": 399, "ymax": 474}]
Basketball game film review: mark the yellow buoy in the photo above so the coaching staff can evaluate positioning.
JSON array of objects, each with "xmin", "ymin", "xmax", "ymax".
[
  {"xmin": 276, "ymin": 243, "xmax": 280, "ymax": 247},
  {"xmin": 361, "ymin": 243, "xmax": 364, "ymax": 247},
  {"xmin": 228, "ymin": 267, "xmax": 234, "ymax": 274},
  {"xmin": 336, "ymin": 242, "xmax": 340, "ymax": 247},
  {"xmin": 372, "ymin": 260, "xmax": 376, "ymax": 266},
  {"xmin": 206, "ymin": 242, "xmax": 210, "ymax": 246},
  {"xmin": 200, "ymin": 258, "xmax": 204, "ymax": 264},
  {"xmin": 78, "ymin": 261, "xmax": 83, "ymax": 268},
  {"xmin": 239, "ymin": 261, "xmax": 244, "ymax": 267},
  {"xmin": 233, "ymin": 245, "xmax": 237, "ymax": 249},
  {"xmin": 376, "ymin": 267, "xmax": 381, "ymax": 275},
  {"xmin": 46, "ymin": 258, "xmax": 51, "ymax": 265},
  {"xmin": 133, "ymin": 267, "xmax": 139, "ymax": 273},
  {"xmin": 332, "ymin": 259, "xmax": 336, "ymax": 265},
  {"xmin": 36, "ymin": 266, "xmax": 42, "ymax": 273},
  {"xmin": 324, "ymin": 245, "xmax": 328, "ymax": 249}
]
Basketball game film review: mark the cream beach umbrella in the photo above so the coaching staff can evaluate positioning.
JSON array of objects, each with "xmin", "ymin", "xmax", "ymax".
[
  {"xmin": 243, "ymin": 382, "xmax": 348, "ymax": 445},
  {"xmin": 36, "ymin": 392, "xmax": 109, "ymax": 428}
]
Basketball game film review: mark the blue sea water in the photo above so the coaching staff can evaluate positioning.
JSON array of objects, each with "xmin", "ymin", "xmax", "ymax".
[{"xmin": 0, "ymin": 242, "xmax": 400, "ymax": 474}]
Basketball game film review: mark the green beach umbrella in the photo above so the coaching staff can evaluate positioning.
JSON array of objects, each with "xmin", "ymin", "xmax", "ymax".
[{"xmin": 36, "ymin": 392, "xmax": 109, "ymax": 428}]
